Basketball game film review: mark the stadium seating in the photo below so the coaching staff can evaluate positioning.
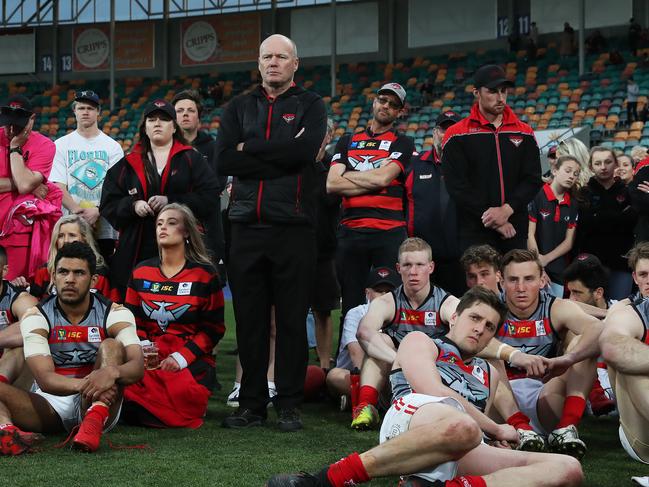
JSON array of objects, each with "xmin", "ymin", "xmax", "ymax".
[{"xmin": 4, "ymin": 43, "xmax": 649, "ymax": 154}]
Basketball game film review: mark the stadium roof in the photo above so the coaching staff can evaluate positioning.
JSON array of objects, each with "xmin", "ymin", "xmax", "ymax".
[{"xmin": 1, "ymin": 0, "xmax": 348, "ymax": 27}]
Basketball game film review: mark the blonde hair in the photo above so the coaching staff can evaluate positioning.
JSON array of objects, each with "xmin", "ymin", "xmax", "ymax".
[
  {"xmin": 157, "ymin": 203, "xmax": 212, "ymax": 267},
  {"xmin": 631, "ymin": 145, "xmax": 648, "ymax": 162},
  {"xmin": 47, "ymin": 215, "xmax": 105, "ymax": 291},
  {"xmin": 398, "ymin": 237, "xmax": 432, "ymax": 261},
  {"xmin": 556, "ymin": 138, "xmax": 593, "ymax": 188}
]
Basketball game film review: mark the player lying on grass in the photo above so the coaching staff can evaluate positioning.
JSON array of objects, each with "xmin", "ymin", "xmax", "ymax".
[
  {"xmin": 0, "ymin": 241, "xmax": 143, "ymax": 454},
  {"xmin": 267, "ymin": 286, "xmax": 583, "ymax": 487}
]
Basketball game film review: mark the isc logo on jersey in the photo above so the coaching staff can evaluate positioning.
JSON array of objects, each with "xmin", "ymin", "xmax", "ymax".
[{"xmin": 424, "ymin": 311, "xmax": 437, "ymax": 326}]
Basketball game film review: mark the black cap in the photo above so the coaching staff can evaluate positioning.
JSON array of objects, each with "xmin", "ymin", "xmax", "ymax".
[
  {"xmin": 75, "ymin": 90, "xmax": 101, "ymax": 106},
  {"xmin": 574, "ymin": 253, "xmax": 603, "ymax": 266},
  {"xmin": 435, "ymin": 110, "xmax": 461, "ymax": 128},
  {"xmin": 143, "ymin": 99, "xmax": 176, "ymax": 120},
  {"xmin": 0, "ymin": 95, "xmax": 33, "ymax": 128},
  {"xmin": 365, "ymin": 267, "xmax": 400, "ymax": 290},
  {"xmin": 547, "ymin": 145, "xmax": 558, "ymax": 158},
  {"xmin": 474, "ymin": 64, "xmax": 514, "ymax": 90}
]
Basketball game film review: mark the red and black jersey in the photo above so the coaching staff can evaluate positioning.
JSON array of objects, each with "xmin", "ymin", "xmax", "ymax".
[
  {"xmin": 528, "ymin": 184, "xmax": 578, "ymax": 282},
  {"xmin": 29, "ymin": 264, "xmax": 118, "ymax": 302},
  {"xmin": 125, "ymin": 257, "xmax": 225, "ymax": 368},
  {"xmin": 332, "ymin": 128, "xmax": 414, "ymax": 231},
  {"xmin": 0, "ymin": 280, "xmax": 24, "ymax": 329}
]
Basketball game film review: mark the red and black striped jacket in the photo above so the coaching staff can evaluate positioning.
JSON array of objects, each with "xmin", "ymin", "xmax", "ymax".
[
  {"xmin": 441, "ymin": 104, "xmax": 542, "ymax": 238},
  {"xmin": 125, "ymin": 257, "xmax": 225, "ymax": 370},
  {"xmin": 332, "ymin": 129, "xmax": 414, "ymax": 231}
]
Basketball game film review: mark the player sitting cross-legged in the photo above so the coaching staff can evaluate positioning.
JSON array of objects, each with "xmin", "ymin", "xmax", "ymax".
[{"xmin": 0, "ymin": 241, "xmax": 143, "ymax": 454}]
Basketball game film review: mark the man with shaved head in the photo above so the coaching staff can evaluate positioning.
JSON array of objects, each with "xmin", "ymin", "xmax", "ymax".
[{"xmin": 217, "ymin": 34, "xmax": 327, "ymax": 431}]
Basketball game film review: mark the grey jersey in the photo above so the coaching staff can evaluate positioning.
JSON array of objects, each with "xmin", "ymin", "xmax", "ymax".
[
  {"xmin": 39, "ymin": 293, "xmax": 113, "ymax": 378},
  {"xmin": 498, "ymin": 290, "xmax": 559, "ymax": 379},
  {"xmin": 383, "ymin": 284, "xmax": 450, "ymax": 344},
  {"xmin": 0, "ymin": 280, "xmax": 22, "ymax": 330},
  {"xmin": 389, "ymin": 337, "xmax": 491, "ymax": 412},
  {"xmin": 631, "ymin": 298, "xmax": 649, "ymax": 346}
]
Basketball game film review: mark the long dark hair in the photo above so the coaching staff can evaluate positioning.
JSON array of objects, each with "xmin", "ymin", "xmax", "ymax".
[{"xmin": 137, "ymin": 111, "xmax": 189, "ymax": 186}]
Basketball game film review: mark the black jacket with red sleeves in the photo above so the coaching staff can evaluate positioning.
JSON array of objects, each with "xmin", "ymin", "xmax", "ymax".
[
  {"xmin": 99, "ymin": 141, "xmax": 220, "ymax": 295},
  {"xmin": 441, "ymin": 104, "xmax": 542, "ymax": 238},
  {"xmin": 216, "ymin": 84, "xmax": 327, "ymax": 226}
]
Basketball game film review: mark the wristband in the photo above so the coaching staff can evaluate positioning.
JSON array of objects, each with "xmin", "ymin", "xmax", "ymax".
[
  {"xmin": 495, "ymin": 343, "xmax": 508, "ymax": 360},
  {"xmin": 507, "ymin": 349, "xmax": 521, "ymax": 364},
  {"xmin": 9, "ymin": 146, "xmax": 22, "ymax": 156}
]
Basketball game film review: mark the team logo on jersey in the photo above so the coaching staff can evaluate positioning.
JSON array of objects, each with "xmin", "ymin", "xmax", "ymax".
[
  {"xmin": 509, "ymin": 136, "xmax": 523, "ymax": 147},
  {"xmin": 57, "ymin": 329, "xmax": 67, "ymax": 341},
  {"xmin": 347, "ymin": 154, "xmax": 382, "ymax": 171},
  {"xmin": 365, "ymin": 141, "xmax": 378, "ymax": 148},
  {"xmin": 350, "ymin": 141, "xmax": 358, "ymax": 148},
  {"xmin": 424, "ymin": 311, "xmax": 436, "ymax": 326},
  {"xmin": 357, "ymin": 141, "xmax": 366, "ymax": 149},
  {"xmin": 142, "ymin": 280, "xmax": 151, "ymax": 290},
  {"xmin": 141, "ymin": 301, "xmax": 192, "ymax": 332},
  {"xmin": 616, "ymin": 194, "xmax": 627, "ymax": 203},
  {"xmin": 128, "ymin": 188, "xmax": 138, "ymax": 195},
  {"xmin": 535, "ymin": 320, "xmax": 547, "ymax": 336},
  {"xmin": 282, "ymin": 113, "xmax": 295, "ymax": 123},
  {"xmin": 389, "ymin": 151, "xmax": 402, "ymax": 160},
  {"xmin": 379, "ymin": 140, "xmax": 392, "ymax": 151},
  {"xmin": 472, "ymin": 365, "xmax": 486, "ymax": 384},
  {"xmin": 88, "ymin": 327, "xmax": 102, "ymax": 343},
  {"xmin": 0, "ymin": 311, "xmax": 8, "ymax": 326},
  {"xmin": 419, "ymin": 173, "xmax": 432, "ymax": 180},
  {"xmin": 151, "ymin": 283, "xmax": 161, "ymax": 293},
  {"xmin": 177, "ymin": 282, "xmax": 192, "ymax": 296},
  {"xmin": 539, "ymin": 209, "xmax": 551, "ymax": 219}
]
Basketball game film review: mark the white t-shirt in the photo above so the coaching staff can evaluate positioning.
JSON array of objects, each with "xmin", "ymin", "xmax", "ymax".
[
  {"xmin": 335, "ymin": 303, "xmax": 369, "ymax": 371},
  {"xmin": 51, "ymin": 130, "xmax": 124, "ymax": 240}
]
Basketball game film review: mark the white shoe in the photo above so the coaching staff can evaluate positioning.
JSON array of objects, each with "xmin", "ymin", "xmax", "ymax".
[
  {"xmin": 517, "ymin": 428, "xmax": 546, "ymax": 452},
  {"xmin": 226, "ymin": 382, "xmax": 240, "ymax": 408},
  {"xmin": 632, "ymin": 477, "xmax": 649, "ymax": 486},
  {"xmin": 548, "ymin": 425, "xmax": 586, "ymax": 460}
]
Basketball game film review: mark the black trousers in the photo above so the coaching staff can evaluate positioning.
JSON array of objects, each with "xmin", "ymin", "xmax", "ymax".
[
  {"xmin": 228, "ymin": 223, "xmax": 315, "ymax": 412},
  {"xmin": 335, "ymin": 226, "xmax": 407, "ymax": 316}
]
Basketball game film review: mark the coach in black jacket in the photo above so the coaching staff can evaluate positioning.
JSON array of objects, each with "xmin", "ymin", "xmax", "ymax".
[
  {"xmin": 217, "ymin": 34, "xmax": 327, "ymax": 431},
  {"xmin": 442, "ymin": 65, "xmax": 542, "ymax": 253}
]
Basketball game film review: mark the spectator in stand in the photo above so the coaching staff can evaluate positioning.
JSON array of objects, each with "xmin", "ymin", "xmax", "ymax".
[
  {"xmin": 556, "ymin": 137, "xmax": 593, "ymax": 188},
  {"xmin": 123, "ymin": 203, "xmax": 224, "ymax": 428},
  {"xmin": 609, "ymin": 49, "xmax": 625, "ymax": 66},
  {"xmin": 14, "ymin": 215, "xmax": 115, "ymax": 301},
  {"xmin": 327, "ymin": 82, "xmax": 413, "ymax": 337},
  {"xmin": 442, "ymin": 64, "xmax": 542, "ymax": 253},
  {"xmin": 615, "ymin": 154, "xmax": 635, "ymax": 185},
  {"xmin": 50, "ymin": 91, "xmax": 123, "ymax": 263},
  {"xmin": 577, "ymin": 147, "xmax": 637, "ymax": 299},
  {"xmin": 528, "ymin": 156, "xmax": 581, "ymax": 297},
  {"xmin": 585, "ymin": 29, "xmax": 606, "ymax": 54},
  {"xmin": 325, "ymin": 267, "xmax": 399, "ymax": 410},
  {"xmin": 530, "ymin": 22, "xmax": 539, "ymax": 48},
  {"xmin": 216, "ymin": 34, "xmax": 327, "ymax": 431},
  {"xmin": 627, "ymin": 77, "xmax": 640, "ymax": 125},
  {"xmin": 560, "ymin": 22, "xmax": 575, "ymax": 57},
  {"xmin": 419, "ymin": 77, "xmax": 434, "ymax": 106},
  {"xmin": 172, "ymin": 90, "xmax": 226, "ymax": 283},
  {"xmin": 312, "ymin": 119, "xmax": 340, "ymax": 370},
  {"xmin": 100, "ymin": 99, "xmax": 219, "ymax": 299},
  {"xmin": 406, "ymin": 110, "xmax": 465, "ymax": 296},
  {"xmin": 460, "ymin": 244, "xmax": 502, "ymax": 294},
  {"xmin": 0, "ymin": 95, "xmax": 62, "ymax": 280},
  {"xmin": 629, "ymin": 18, "xmax": 642, "ymax": 56}
]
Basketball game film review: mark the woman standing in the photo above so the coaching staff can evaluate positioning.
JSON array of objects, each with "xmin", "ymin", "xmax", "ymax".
[
  {"xmin": 100, "ymin": 100, "xmax": 219, "ymax": 298},
  {"xmin": 577, "ymin": 146, "xmax": 637, "ymax": 299},
  {"xmin": 123, "ymin": 203, "xmax": 224, "ymax": 428}
]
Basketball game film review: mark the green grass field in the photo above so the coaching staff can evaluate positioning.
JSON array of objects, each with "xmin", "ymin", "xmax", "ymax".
[{"xmin": 0, "ymin": 302, "xmax": 645, "ymax": 486}]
